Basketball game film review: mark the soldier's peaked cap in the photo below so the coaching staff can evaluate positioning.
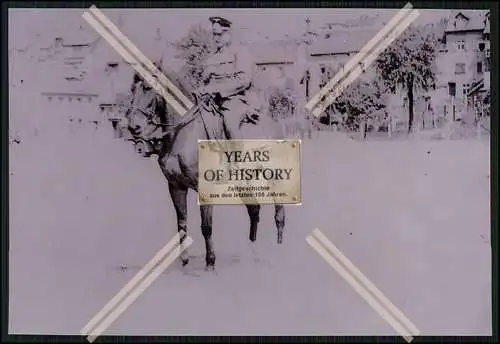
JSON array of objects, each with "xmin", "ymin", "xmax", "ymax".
[{"xmin": 209, "ymin": 16, "xmax": 232, "ymax": 28}]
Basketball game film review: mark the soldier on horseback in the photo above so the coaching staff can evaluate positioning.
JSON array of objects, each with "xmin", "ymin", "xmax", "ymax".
[
  {"xmin": 121, "ymin": 20, "xmax": 286, "ymax": 269},
  {"xmin": 196, "ymin": 16, "xmax": 264, "ymax": 139}
]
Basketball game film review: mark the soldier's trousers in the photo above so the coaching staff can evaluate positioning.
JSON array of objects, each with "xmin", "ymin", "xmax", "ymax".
[
  {"xmin": 223, "ymin": 103, "xmax": 283, "ymax": 141},
  {"xmin": 219, "ymin": 96, "xmax": 252, "ymax": 139}
]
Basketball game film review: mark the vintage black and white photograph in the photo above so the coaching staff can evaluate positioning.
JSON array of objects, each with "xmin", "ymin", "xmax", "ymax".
[{"xmin": 8, "ymin": 6, "xmax": 491, "ymax": 337}]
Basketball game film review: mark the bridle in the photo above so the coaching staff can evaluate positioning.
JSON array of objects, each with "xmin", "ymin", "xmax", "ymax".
[
  {"xmin": 126, "ymin": 103, "xmax": 172, "ymax": 128},
  {"xmin": 126, "ymin": 84, "xmax": 227, "ymax": 144},
  {"xmin": 128, "ymin": 80, "xmax": 261, "ymax": 167}
]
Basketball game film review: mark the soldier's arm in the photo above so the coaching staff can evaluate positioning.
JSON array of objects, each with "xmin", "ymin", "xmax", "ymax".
[
  {"xmin": 200, "ymin": 63, "xmax": 212, "ymax": 86},
  {"xmin": 234, "ymin": 45, "xmax": 254, "ymax": 86},
  {"xmin": 196, "ymin": 60, "xmax": 215, "ymax": 95},
  {"xmin": 218, "ymin": 46, "xmax": 254, "ymax": 97}
]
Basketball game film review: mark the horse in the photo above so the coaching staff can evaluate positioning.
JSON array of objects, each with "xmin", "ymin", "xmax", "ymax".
[{"xmin": 124, "ymin": 75, "xmax": 286, "ymax": 271}]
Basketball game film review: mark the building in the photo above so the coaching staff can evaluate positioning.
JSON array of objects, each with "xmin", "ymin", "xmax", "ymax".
[
  {"xmin": 37, "ymin": 26, "xmax": 102, "ymax": 120},
  {"xmin": 466, "ymin": 11, "xmax": 490, "ymax": 121},
  {"xmin": 434, "ymin": 10, "xmax": 489, "ymax": 122},
  {"xmin": 305, "ymin": 27, "xmax": 379, "ymax": 96},
  {"xmin": 246, "ymin": 40, "xmax": 308, "ymax": 137},
  {"xmin": 31, "ymin": 18, "xmax": 172, "ymax": 138},
  {"xmin": 303, "ymin": 25, "xmax": 384, "ymax": 129},
  {"xmin": 9, "ymin": 25, "xmax": 105, "ymax": 138},
  {"xmin": 249, "ymin": 40, "xmax": 300, "ymax": 86}
]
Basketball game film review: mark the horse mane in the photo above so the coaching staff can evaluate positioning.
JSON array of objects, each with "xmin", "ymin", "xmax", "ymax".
[{"xmin": 160, "ymin": 64, "xmax": 196, "ymax": 103}]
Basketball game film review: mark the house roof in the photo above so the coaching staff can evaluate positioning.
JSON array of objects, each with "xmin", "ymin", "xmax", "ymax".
[
  {"xmin": 59, "ymin": 26, "xmax": 100, "ymax": 47},
  {"xmin": 248, "ymin": 40, "xmax": 299, "ymax": 64},
  {"xmin": 307, "ymin": 28, "xmax": 380, "ymax": 56},
  {"xmin": 19, "ymin": 22, "xmax": 101, "ymax": 64},
  {"xmin": 37, "ymin": 57, "xmax": 103, "ymax": 96},
  {"xmin": 319, "ymin": 13, "xmax": 384, "ymax": 32},
  {"xmin": 27, "ymin": 38, "xmax": 117, "ymax": 99},
  {"xmin": 445, "ymin": 10, "xmax": 487, "ymax": 33}
]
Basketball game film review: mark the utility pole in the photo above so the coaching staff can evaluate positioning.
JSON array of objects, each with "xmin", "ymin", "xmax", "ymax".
[{"xmin": 301, "ymin": 16, "xmax": 315, "ymax": 139}]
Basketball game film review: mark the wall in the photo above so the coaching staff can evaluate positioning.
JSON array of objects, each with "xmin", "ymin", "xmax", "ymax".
[{"xmin": 441, "ymin": 31, "xmax": 483, "ymax": 102}]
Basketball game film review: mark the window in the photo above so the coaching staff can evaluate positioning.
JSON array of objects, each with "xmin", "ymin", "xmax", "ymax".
[
  {"xmin": 477, "ymin": 62, "xmax": 483, "ymax": 73},
  {"xmin": 455, "ymin": 63, "xmax": 466, "ymax": 75},
  {"xmin": 449, "ymin": 82, "xmax": 456, "ymax": 97},
  {"xmin": 463, "ymin": 84, "xmax": 470, "ymax": 96},
  {"xmin": 456, "ymin": 40, "xmax": 465, "ymax": 51},
  {"xmin": 319, "ymin": 64, "xmax": 330, "ymax": 87},
  {"xmin": 54, "ymin": 37, "xmax": 63, "ymax": 48}
]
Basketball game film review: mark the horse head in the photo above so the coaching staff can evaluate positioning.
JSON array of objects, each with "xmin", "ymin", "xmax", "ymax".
[{"xmin": 125, "ymin": 78, "xmax": 168, "ymax": 140}]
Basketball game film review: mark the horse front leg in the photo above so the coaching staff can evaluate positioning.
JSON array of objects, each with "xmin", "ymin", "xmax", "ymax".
[
  {"xmin": 274, "ymin": 204, "xmax": 285, "ymax": 244},
  {"xmin": 246, "ymin": 204, "xmax": 261, "ymax": 242},
  {"xmin": 168, "ymin": 182, "xmax": 190, "ymax": 266},
  {"xmin": 200, "ymin": 205, "xmax": 216, "ymax": 270}
]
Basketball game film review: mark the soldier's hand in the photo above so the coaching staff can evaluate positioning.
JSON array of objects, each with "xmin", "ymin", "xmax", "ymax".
[{"xmin": 212, "ymin": 92, "xmax": 223, "ymax": 104}]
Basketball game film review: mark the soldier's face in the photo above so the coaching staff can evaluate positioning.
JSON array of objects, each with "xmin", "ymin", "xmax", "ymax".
[{"xmin": 212, "ymin": 24, "xmax": 231, "ymax": 48}]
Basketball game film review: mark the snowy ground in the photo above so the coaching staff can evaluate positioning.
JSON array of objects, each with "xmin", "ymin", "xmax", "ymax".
[{"xmin": 9, "ymin": 94, "xmax": 491, "ymax": 336}]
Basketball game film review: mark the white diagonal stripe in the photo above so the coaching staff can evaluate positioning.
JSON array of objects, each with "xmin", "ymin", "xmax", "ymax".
[
  {"xmin": 305, "ymin": 2, "xmax": 414, "ymax": 113},
  {"xmin": 88, "ymin": 6, "xmax": 194, "ymax": 112},
  {"xmin": 307, "ymin": 235, "xmax": 416, "ymax": 342},
  {"xmin": 311, "ymin": 228, "xmax": 420, "ymax": 335},
  {"xmin": 311, "ymin": 9, "xmax": 420, "ymax": 117},
  {"xmin": 85, "ymin": 237, "xmax": 193, "ymax": 342},
  {"xmin": 82, "ymin": 12, "xmax": 189, "ymax": 116},
  {"xmin": 81, "ymin": 230, "xmax": 188, "ymax": 336}
]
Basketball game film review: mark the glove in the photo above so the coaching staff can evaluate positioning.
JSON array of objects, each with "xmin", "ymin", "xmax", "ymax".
[
  {"xmin": 212, "ymin": 92, "xmax": 225, "ymax": 106},
  {"xmin": 242, "ymin": 111, "xmax": 260, "ymax": 125}
]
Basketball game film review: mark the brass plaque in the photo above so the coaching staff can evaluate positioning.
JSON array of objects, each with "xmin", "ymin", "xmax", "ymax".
[{"xmin": 198, "ymin": 139, "xmax": 302, "ymax": 205}]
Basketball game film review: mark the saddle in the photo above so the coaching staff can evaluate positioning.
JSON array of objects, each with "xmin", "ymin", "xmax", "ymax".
[{"xmin": 201, "ymin": 93, "xmax": 262, "ymax": 130}]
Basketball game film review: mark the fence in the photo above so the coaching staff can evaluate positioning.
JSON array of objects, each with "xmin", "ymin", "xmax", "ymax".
[{"xmin": 279, "ymin": 116, "xmax": 313, "ymax": 139}]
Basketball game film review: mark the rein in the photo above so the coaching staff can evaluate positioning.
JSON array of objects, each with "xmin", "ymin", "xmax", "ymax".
[{"xmin": 127, "ymin": 91, "xmax": 225, "ymax": 142}]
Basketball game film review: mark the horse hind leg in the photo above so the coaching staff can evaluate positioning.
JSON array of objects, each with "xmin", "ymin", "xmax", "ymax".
[
  {"xmin": 274, "ymin": 204, "xmax": 285, "ymax": 244},
  {"xmin": 246, "ymin": 204, "xmax": 261, "ymax": 242},
  {"xmin": 168, "ymin": 183, "xmax": 190, "ymax": 266},
  {"xmin": 200, "ymin": 205, "xmax": 216, "ymax": 270}
]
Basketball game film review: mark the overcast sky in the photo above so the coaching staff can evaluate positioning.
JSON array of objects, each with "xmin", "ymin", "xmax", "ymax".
[
  {"xmin": 9, "ymin": 8, "xmax": 453, "ymax": 49},
  {"xmin": 9, "ymin": 7, "xmax": 457, "ymax": 77}
]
